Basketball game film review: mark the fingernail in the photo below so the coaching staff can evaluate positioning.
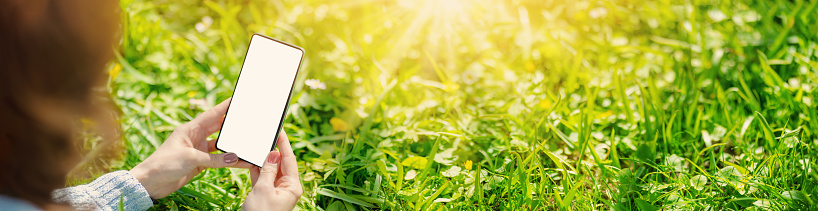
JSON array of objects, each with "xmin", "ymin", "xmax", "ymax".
[
  {"xmin": 267, "ymin": 151, "xmax": 281, "ymax": 164},
  {"xmin": 224, "ymin": 153, "xmax": 238, "ymax": 164}
]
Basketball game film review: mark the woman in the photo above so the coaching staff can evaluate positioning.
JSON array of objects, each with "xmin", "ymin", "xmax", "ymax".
[{"xmin": 0, "ymin": 0, "xmax": 302, "ymax": 210}]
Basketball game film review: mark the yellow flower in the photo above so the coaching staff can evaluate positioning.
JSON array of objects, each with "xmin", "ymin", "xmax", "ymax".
[
  {"xmin": 330, "ymin": 117, "xmax": 348, "ymax": 132},
  {"xmin": 538, "ymin": 99, "xmax": 552, "ymax": 109},
  {"xmin": 444, "ymin": 82, "xmax": 460, "ymax": 92},
  {"xmin": 109, "ymin": 63, "xmax": 122, "ymax": 80},
  {"xmin": 187, "ymin": 91, "xmax": 197, "ymax": 98},
  {"xmin": 465, "ymin": 160, "xmax": 473, "ymax": 170},
  {"xmin": 525, "ymin": 60, "xmax": 536, "ymax": 73},
  {"xmin": 80, "ymin": 118, "xmax": 95, "ymax": 126},
  {"xmin": 597, "ymin": 110, "xmax": 614, "ymax": 119}
]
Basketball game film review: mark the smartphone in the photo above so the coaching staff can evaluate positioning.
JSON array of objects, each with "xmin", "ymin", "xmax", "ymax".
[{"xmin": 215, "ymin": 34, "xmax": 304, "ymax": 167}]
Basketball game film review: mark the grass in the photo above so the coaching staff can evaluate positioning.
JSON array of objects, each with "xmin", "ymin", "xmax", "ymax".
[{"xmin": 97, "ymin": 0, "xmax": 818, "ymax": 210}]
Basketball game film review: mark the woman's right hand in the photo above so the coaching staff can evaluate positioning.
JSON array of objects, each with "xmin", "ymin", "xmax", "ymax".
[{"xmin": 242, "ymin": 132, "xmax": 303, "ymax": 211}]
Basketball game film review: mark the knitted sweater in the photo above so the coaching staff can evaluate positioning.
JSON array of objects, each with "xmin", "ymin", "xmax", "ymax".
[{"xmin": 0, "ymin": 170, "xmax": 154, "ymax": 210}]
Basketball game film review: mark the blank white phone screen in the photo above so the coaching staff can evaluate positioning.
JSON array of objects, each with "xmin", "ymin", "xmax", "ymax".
[{"xmin": 216, "ymin": 34, "xmax": 304, "ymax": 167}]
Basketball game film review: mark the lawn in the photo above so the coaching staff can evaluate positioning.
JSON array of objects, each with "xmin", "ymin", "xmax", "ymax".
[{"xmin": 101, "ymin": 0, "xmax": 817, "ymax": 210}]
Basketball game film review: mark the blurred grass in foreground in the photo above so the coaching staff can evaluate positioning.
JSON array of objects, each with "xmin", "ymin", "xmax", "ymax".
[{"xmin": 106, "ymin": 0, "xmax": 818, "ymax": 210}]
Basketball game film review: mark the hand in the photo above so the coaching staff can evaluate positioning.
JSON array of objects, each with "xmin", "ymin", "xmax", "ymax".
[
  {"xmin": 130, "ymin": 98, "xmax": 253, "ymax": 199},
  {"xmin": 242, "ymin": 132, "xmax": 303, "ymax": 211}
]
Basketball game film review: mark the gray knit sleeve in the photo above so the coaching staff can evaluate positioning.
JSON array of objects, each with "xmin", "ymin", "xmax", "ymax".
[{"xmin": 52, "ymin": 170, "xmax": 154, "ymax": 211}]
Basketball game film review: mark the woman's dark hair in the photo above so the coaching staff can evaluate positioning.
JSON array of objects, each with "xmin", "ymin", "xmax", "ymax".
[{"xmin": 0, "ymin": 0, "xmax": 122, "ymax": 206}]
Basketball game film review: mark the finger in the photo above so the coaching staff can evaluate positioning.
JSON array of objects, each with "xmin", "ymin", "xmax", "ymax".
[
  {"xmin": 276, "ymin": 131, "xmax": 296, "ymax": 158},
  {"xmin": 279, "ymin": 155, "xmax": 300, "ymax": 178},
  {"xmin": 192, "ymin": 98, "xmax": 231, "ymax": 134},
  {"xmin": 279, "ymin": 159, "xmax": 304, "ymax": 197},
  {"xmin": 250, "ymin": 166, "xmax": 260, "ymax": 187},
  {"xmin": 276, "ymin": 132, "xmax": 299, "ymax": 176},
  {"xmin": 204, "ymin": 116, "xmax": 226, "ymax": 135},
  {"xmin": 197, "ymin": 151, "xmax": 239, "ymax": 168},
  {"xmin": 231, "ymin": 160, "xmax": 255, "ymax": 169},
  {"xmin": 256, "ymin": 151, "xmax": 281, "ymax": 187},
  {"xmin": 207, "ymin": 139, "xmax": 218, "ymax": 152}
]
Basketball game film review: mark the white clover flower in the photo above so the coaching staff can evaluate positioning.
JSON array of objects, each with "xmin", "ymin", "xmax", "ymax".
[
  {"xmin": 305, "ymin": 78, "xmax": 326, "ymax": 90},
  {"xmin": 195, "ymin": 16, "xmax": 213, "ymax": 33},
  {"xmin": 589, "ymin": 7, "xmax": 607, "ymax": 19},
  {"xmin": 461, "ymin": 63, "xmax": 484, "ymax": 85},
  {"xmin": 188, "ymin": 98, "xmax": 207, "ymax": 109}
]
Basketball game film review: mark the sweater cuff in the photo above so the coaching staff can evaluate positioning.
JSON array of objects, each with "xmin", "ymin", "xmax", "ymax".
[{"xmin": 86, "ymin": 170, "xmax": 154, "ymax": 210}]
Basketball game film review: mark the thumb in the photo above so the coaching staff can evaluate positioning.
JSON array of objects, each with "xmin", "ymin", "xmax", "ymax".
[
  {"xmin": 256, "ymin": 151, "xmax": 281, "ymax": 187},
  {"xmin": 199, "ymin": 152, "xmax": 239, "ymax": 168}
]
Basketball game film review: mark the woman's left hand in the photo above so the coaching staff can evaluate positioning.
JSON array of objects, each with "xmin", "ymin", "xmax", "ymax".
[{"xmin": 130, "ymin": 98, "xmax": 253, "ymax": 199}]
